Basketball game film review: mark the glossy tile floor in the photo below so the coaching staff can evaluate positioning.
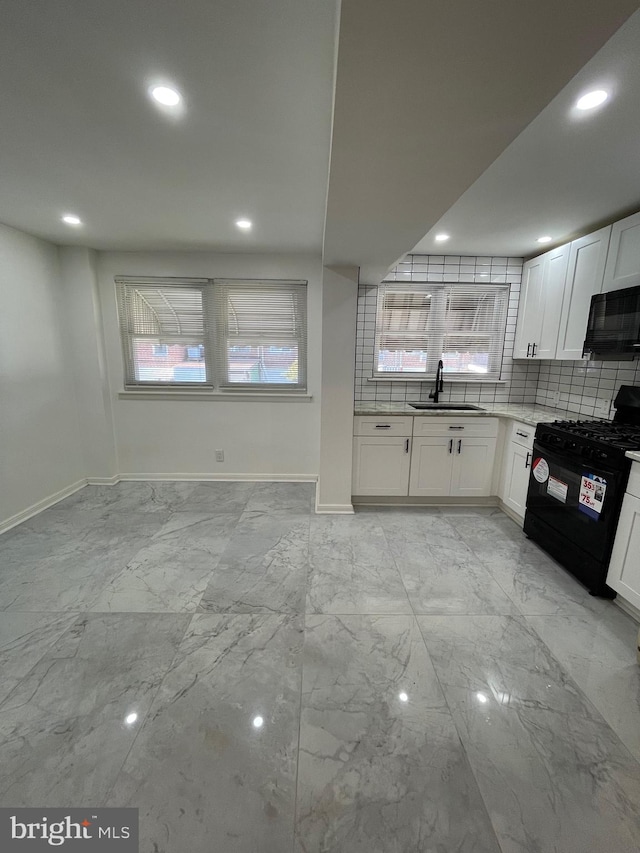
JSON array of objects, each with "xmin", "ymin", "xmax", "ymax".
[{"xmin": 1, "ymin": 482, "xmax": 640, "ymax": 852}]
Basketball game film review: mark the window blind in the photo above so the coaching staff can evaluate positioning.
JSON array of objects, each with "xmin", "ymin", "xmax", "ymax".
[
  {"xmin": 213, "ymin": 279, "xmax": 307, "ymax": 389},
  {"xmin": 374, "ymin": 282, "xmax": 509, "ymax": 379},
  {"xmin": 116, "ymin": 277, "xmax": 212, "ymax": 387}
]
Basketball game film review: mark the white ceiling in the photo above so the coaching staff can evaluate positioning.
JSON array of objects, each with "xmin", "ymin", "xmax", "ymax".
[
  {"xmin": 0, "ymin": 0, "xmax": 337, "ymax": 252},
  {"xmin": 1, "ymin": 0, "xmax": 639, "ymax": 272},
  {"xmin": 324, "ymin": 0, "xmax": 640, "ymax": 283},
  {"xmin": 413, "ymin": 8, "xmax": 640, "ymax": 260}
]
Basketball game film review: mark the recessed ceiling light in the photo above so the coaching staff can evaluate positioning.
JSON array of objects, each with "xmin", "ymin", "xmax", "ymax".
[
  {"xmin": 435, "ymin": 233, "xmax": 450, "ymax": 242},
  {"xmin": 62, "ymin": 214, "xmax": 82, "ymax": 226},
  {"xmin": 236, "ymin": 219, "xmax": 252, "ymax": 230},
  {"xmin": 252, "ymin": 715, "xmax": 264, "ymax": 728},
  {"xmin": 150, "ymin": 85, "xmax": 181, "ymax": 106},
  {"xmin": 537, "ymin": 235, "xmax": 552, "ymax": 244},
  {"xmin": 398, "ymin": 692, "xmax": 408, "ymax": 703},
  {"xmin": 575, "ymin": 89, "xmax": 608, "ymax": 111}
]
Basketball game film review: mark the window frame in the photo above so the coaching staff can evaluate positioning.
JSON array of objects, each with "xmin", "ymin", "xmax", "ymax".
[
  {"xmin": 115, "ymin": 276, "xmax": 308, "ymax": 394},
  {"xmin": 373, "ymin": 282, "xmax": 509, "ymax": 381}
]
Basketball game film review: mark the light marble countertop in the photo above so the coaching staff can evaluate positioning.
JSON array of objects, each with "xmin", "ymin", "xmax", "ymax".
[
  {"xmin": 626, "ymin": 451, "xmax": 640, "ymax": 463},
  {"xmin": 353, "ymin": 401, "xmax": 574, "ymax": 427}
]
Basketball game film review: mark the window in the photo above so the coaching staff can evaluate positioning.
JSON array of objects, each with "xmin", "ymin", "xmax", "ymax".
[
  {"xmin": 116, "ymin": 276, "xmax": 307, "ymax": 392},
  {"xmin": 374, "ymin": 282, "xmax": 509, "ymax": 380}
]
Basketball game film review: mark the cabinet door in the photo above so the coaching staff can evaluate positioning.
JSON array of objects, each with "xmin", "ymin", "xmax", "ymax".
[
  {"xmin": 556, "ymin": 226, "xmax": 611, "ymax": 360},
  {"xmin": 450, "ymin": 437, "xmax": 497, "ymax": 497},
  {"xmin": 502, "ymin": 442, "xmax": 532, "ymax": 519},
  {"xmin": 602, "ymin": 211, "xmax": 640, "ymax": 292},
  {"xmin": 535, "ymin": 244, "xmax": 569, "ymax": 359},
  {"xmin": 606, "ymin": 492, "xmax": 640, "ymax": 609},
  {"xmin": 513, "ymin": 256, "xmax": 544, "ymax": 358},
  {"xmin": 352, "ymin": 436, "xmax": 411, "ymax": 496},
  {"xmin": 408, "ymin": 437, "xmax": 453, "ymax": 496}
]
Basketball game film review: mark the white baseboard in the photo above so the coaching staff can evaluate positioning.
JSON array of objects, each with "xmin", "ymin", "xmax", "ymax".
[
  {"xmin": 118, "ymin": 472, "xmax": 317, "ymax": 482},
  {"xmin": 0, "ymin": 479, "xmax": 87, "ymax": 534},
  {"xmin": 315, "ymin": 502, "xmax": 355, "ymax": 514},
  {"xmin": 614, "ymin": 596, "xmax": 640, "ymax": 624},
  {"xmin": 352, "ymin": 495, "xmax": 499, "ymax": 507},
  {"xmin": 86, "ymin": 475, "xmax": 119, "ymax": 486}
]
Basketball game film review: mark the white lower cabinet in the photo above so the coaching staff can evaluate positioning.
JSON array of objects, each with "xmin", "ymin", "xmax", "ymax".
[
  {"xmin": 501, "ymin": 443, "xmax": 532, "ymax": 517},
  {"xmin": 353, "ymin": 415, "xmax": 499, "ymax": 498},
  {"xmin": 352, "ymin": 436, "xmax": 411, "ymax": 495},
  {"xmin": 408, "ymin": 422, "xmax": 498, "ymax": 497},
  {"xmin": 407, "ymin": 437, "xmax": 453, "ymax": 496},
  {"xmin": 606, "ymin": 467, "xmax": 640, "ymax": 609},
  {"xmin": 499, "ymin": 420, "xmax": 534, "ymax": 519}
]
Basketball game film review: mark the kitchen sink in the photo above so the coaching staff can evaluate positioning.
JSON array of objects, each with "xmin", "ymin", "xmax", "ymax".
[{"xmin": 408, "ymin": 403, "xmax": 485, "ymax": 411}]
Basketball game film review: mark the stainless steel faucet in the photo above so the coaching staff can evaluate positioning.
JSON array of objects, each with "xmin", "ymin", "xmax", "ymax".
[{"xmin": 429, "ymin": 359, "xmax": 444, "ymax": 403}]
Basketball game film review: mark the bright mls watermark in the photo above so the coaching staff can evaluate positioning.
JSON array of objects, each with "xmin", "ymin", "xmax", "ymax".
[{"xmin": 0, "ymin": 810, "xmax": 138, "ymax": 851}]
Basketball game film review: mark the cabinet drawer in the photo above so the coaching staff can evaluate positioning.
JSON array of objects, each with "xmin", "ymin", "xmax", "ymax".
[
  {"xmin": 510, "ymin": 420, "xmax": 534, "ymax": 450},
  {"xmin": 354, "ymin": 415, "xmax": 413, "ymax": 437},
  {"xmin": 412, "ymin": 417, "xmax": 498, "ymax": 438}
]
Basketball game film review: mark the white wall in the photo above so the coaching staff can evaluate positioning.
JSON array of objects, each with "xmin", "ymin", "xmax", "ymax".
[
  {"xmin": 97, "ymin": 252, "xmax": 323, "ymax": 478},
  {"xmin": 59, "ymin": 247, "xmax": 118, "ymax": 480},
  {"xmin": 316, "ymin": 266, "xmax": 358, "ymax": 511},
  {"xmin": 0, "ymin": 224, "xmax": 84, "ymax": 527}
]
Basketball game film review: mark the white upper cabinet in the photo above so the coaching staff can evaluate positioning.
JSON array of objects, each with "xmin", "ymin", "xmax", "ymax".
[
  {"xmin": 514, "ymin": 244, "xmax": 569, "ymax": 359},
  {"xmin": 513, "ymin": 255, "xmax": 545, "ymax": 358},
  {"xmin": 602, "ymin": 211, "xmax": 640, "ymax": 293},
  {"xmin": 556, "ymin": 225, "xmax": 612, "ymax": 360},
  {"xmin": 536, "ymin": 245, "xmax": 570, "ymax": 359}
]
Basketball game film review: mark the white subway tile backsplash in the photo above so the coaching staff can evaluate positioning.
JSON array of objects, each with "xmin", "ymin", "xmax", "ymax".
[{"xmin": 354, "ymin": 254, "xmax": 640, "ymax": 412}]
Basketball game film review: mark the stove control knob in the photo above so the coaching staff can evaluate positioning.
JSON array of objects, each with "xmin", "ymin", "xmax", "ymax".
[{"xmin": 595, "ymin": 450, "xmax": 608, "ymax": 462}]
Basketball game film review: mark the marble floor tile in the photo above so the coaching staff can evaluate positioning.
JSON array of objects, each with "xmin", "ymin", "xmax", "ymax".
[
  {"xmin": 529, "ymin": 608, "xmax": 640, "ymax": 762},
  {"xmin": 306, "ymin": 555, "xmax": 412, "ymax": 614},
  {"xmin": 177, "ymin": 481, "xmax": 256, "ymax": 513},
  {"xmin": 0, "ymin": 612, "xmax": 77, "ymax": 704},
  {"xmin": 243, "ymin": 481, "xmax": 315, "ymax": 515},
  {"xmin": 418, "ymin": 615, "xmax": 640, "ymax": 853},
  {"xmin": 105, "ymin": 614, "xmax": 303, "ymax": 853},
  {"xmin": 395, "ymin": 541, "xmax": 518, "ymax": 615},
  {"xmin": 199, "ymin": 513, "xmax": 310, "ymax": 613},
  {"xmin": 296, "ymin": 615, "xmax": 501, "ymax": 853},
  {"xmin": 89, "ymin": 512, "xmax": 240, "ymax": 612},
  {"xmin": 0, "ymin": 541, "xmax": 150, "ymax": 612},
  {"xmin": 308, "ymin": 512, "xmax": 392, "ymax": 566},
  {"xmin": 2, "ymin": 483, "xmax": 640, "ymax": 851},
  {"xmin": 0, "ymin": 613, "xmax": 190, "ymax": 806},
  {"xmin": 479, "ymin": 551, "xmax": 612, "ymax": 617}
]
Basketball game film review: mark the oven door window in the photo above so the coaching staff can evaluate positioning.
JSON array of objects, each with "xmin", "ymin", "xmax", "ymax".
[{"xmin": 526, "ymin": 442, "xmax": 624, "ymax": 562}]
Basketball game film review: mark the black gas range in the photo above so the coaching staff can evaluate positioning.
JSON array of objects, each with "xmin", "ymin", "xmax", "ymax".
[{"xmin": 524, "ymin": 385, "xmax": 640, "ymax": 597}]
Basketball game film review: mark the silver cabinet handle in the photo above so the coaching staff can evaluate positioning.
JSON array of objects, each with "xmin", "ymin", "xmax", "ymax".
[
  {"xmin": 526, "ymin": 343, "xmax": 531, "ymax": 357},
  {"xmin": 525, "ymin": 451, "xmax": 532, "ymax": 468},
  {"xmin": 448, "ymin": 439, "xmax": 453, "ymax": 454},
  {"xmin": 516, "ymin": 430, "xmax": 530, "ymax": 438},
  {"xmin": 404, "ymin": 438, "xmax": 409, "ymax": 454},
  {"xmin": 374, "ymin": 424, "xmax": 391, "ymax": 429},
  {"xmin": 457, "ymin": 439, "xmax": 462, "ymax": 454},
  {"xmin": 448, "ymin": 426, "xmax": 465, "ymax": 430}
]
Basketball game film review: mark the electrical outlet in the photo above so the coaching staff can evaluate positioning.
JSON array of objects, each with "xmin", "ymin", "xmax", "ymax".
[
  {"xmin": 550, "ymin": 390, "xmax": 561, "ymax": 407},
  {"xmin": 215, "ymin": 449, "xmax": 224, "ymax": 462},
  {"xmin": 594, "ymin": 399, "xmax": 611, "ymax": 419}
]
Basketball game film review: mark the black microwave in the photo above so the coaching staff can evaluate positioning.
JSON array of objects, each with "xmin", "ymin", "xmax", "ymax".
[{"xmin": 583, "ymin": 284, "xmax": 640, "ymax": 355}]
